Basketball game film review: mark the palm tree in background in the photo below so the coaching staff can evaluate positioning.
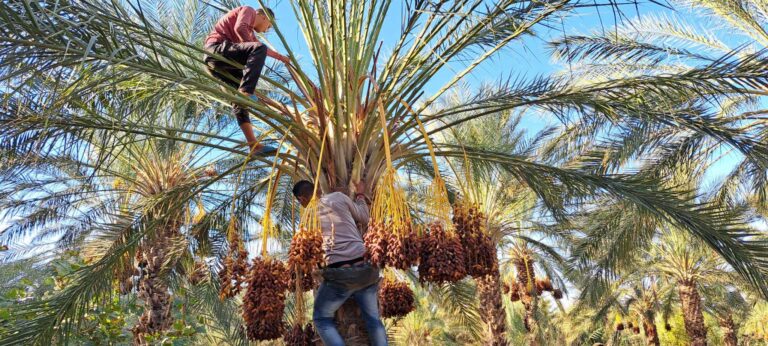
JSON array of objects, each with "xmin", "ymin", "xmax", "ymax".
[
  {"xmin": 435, "ymin": 91, "xmax": 565, "ymax": 345},
  {"xmin": 3, "ymin": 0, "xmax": 768, "ymax": 344},
  {"xmin": 569, "ymin": 230, "xmax": 751, "ymax": 346},
  {"xmin": 388, "ymin": 275, "xmax": 484, "ymax": 345},
  {"xmin": 742, "ymin": 299, "xmax": 768, "ymax": 343},
  {"xmin": 648, "ymin": 233, "xmax": 722, "ymax": 346},
  {"xmin": 0, "ymin": 83, "xmax": 280, "ymax": 343},
  {"xmin": 703, "ymin": 287, "xmax": 750, "ymax": 346},
  {"xmin": 566, "ymin": 245, "xmax": 674, "ymax": 346},
  {"xmin": 548, "ymin": 0, "xmax": 768, "ymax": 214}
]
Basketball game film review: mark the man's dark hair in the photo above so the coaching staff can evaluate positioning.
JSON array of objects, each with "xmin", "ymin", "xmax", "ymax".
[
  {"xmin": 257, "ymin": 7, "xmax": 274, "ymax": 18},
  {"xmin": 292, "ymin": 180, "xmax": 314, "ymax": 198}
]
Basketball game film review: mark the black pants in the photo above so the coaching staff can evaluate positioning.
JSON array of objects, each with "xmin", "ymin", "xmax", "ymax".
[{"xmin": 203, "ymin": 41, "xmax": 267, "ymax": 125}]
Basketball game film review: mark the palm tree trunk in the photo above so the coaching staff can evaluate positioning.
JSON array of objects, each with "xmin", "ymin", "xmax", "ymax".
[
  {"xmin": 718, "ymin": 313, "xmax": 737, "ymax": 346},
  {"xmin": 336, "ymin": 300, "xmax": 370, "ymax": 346},
  {"xmin": 477, "ymin": 268, "xmax": 508, "ymax": 346},
  {"xmin": 513, "ymin": 254, "xmax": 539, "ymax": 346},
  {"xmin": 677, "ymin": 279, "xmax": 707, "ymax": 346},
  {"xmin": 132, "ymin": 220, "xmax": 182, "ymax": 345},
  {"xmin": 642, "ymin": 316, "xmax": 660, "ymax": 346}
]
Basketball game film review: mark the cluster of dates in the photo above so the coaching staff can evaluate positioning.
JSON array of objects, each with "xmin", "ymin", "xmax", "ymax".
[
  {"xmin": 365, "ymin": 203, "xmax": 500, "ymax": 285},
  {"xmin": 288, "ymin": 227, "xmax": 324, "ymax": 291},
  {"xmin": 418, "ymin": 221, "xmax": 467, "ymax": 284},
  {"xmin": 288, "ymin": 267, "xmax": 316, "ymax": 292},
  {"xmin": 379, "ymin": 277, "xmax": 416, "ymax": 318},
  {"xmin": 535, "ymin": 278, "xmax": 553, "ymax": 292},
  {"xmin": 288, "ymin": 228, "xmax": 324, "ymax": 271},
  {"xmin": 503, "ymin": 278, "xmax": 563, "ymax": 302},
  {"xmin": 218, "ymin": 232, "xmax": 249, "ymax": 299},
  {"xmin": 242, "ymin": 257, "xmax": 289, "ymax": 341},
  {"xmin": 453, "ymin": 204, "xmax": 497, "ymax": 278},
  {"xmin": 283, "ymin": 323, "xmax": 316, "ymax": 346},
  {"xmin": 616, "ymin": 322, "xmax": 640, "ymax": 334},
  {"xmin": 536, "ymin": 278, "xmax": 564, "ymax": 300},
  {"xmin": 364, "ymin": 221, "xmax": 420, "ymax": 270}
]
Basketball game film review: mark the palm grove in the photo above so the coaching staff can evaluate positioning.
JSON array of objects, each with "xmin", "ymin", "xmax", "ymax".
[{"xmin": 1, "ymin": 0, "xmax": 768, "ymax": 345}]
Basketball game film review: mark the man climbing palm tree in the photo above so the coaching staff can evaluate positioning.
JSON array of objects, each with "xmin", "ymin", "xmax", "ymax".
[
  {"xmin": 203, "ymin": 6, "xmax": 289, "ymax": 154},
  {"xmin": 292, "ymin": 180, "xmax": 388, "ymax": 346}
]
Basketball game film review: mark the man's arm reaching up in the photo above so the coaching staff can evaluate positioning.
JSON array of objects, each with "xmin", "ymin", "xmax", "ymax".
[{"xmin": 344, "ymin": 191, "xmax": 369, "ymax": 225}]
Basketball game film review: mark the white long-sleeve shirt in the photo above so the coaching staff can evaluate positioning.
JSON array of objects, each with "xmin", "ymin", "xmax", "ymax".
[{"xmin": 318, "ymin": 192, "xmax": 369, "ymax": 265}]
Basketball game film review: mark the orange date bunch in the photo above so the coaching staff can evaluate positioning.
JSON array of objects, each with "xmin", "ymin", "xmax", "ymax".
[
  {"xmin": 453, "ymin": 202, "xmax": 497, "ymax": 278},
  {"xmin": 363, "ymin": 221, "xmax": 388, "ymax": 266},
  {"xmin": 418, "ymin": 221, "xmax": 467, "ymax": 284},
  {"xmin": 288, "ymin": 195, "xmax": 324, "ymax": 291},
  {"xmin": 503, "ymin": 282, "xmax": 521, "ymax": 302},
  {"xmin": 219, "ymin": 221, "xmax": 249, "ymax": 299},
  {"xmin": 535, "ymin": 278, "xmax": 553, "ymax": 293},
  {"xmin": 503, "ymin": 278, "xmax": 563, "ymax": 301},
  {"xmin": 288, "ymin": 228, "xmax": 323, "ymax": 271},
  {"xmin": 535, "ymin": 277, "xmax": 564, "ymax": 300},
  {"xmin": 379, "ymin": 277, "xmax": 415, "ymax": 318},
  {"xmin": 243, "ymin": 257, "xmax": 289, "ymax": 341},
  {"xmin": 283, "ymin": 323, "xmax": 316, "ymax": 346},
  {"xmin": 365, "ymin": 221, "xmax": 420, "ymax": 270},
  {"xmin": 365, "ymin": 168, "xmax": 420, "ymax": 269},
  {"xmin": 288, "ymin": 265, "xmax": 316, "ymax": 292},
  {"xmin": 384, "ymin": 225, "xmax": 420, "ymax": 270}
]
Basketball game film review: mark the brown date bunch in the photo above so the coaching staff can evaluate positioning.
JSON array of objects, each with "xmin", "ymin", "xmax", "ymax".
[
  {"xmin": 453, "ymin": 204, "xmax": 496, "ymax": 278},
  {"xmin": 218, "ymin": 248, "xmax": 248, "ymax": 299},
  {"xmin": 379, "ymin": 277, "xmax": 415, "ymax": 318},
  {"xmin": 218, "ymin": 259, "xmax": 233, "ymax": 298},
  {"xmin": 385, "ymin": 227, "xmax": 420, "ymax": 270},
  {"xmin": 418, "ymin": 221, "xmax": 467, "ymax": 284},
  {"xmin": 288, "ymin": 266, "xmax": 316, "ymax": 292},
  {"xmin": 552, "ymin": 288, "xmax": 563, "ymax": 300},
  {"xmin": 283, "ymin": 323, "xmax": 316, "ymax": 346},
  {"xmin": 535, "ymin": 278, "xmax": 553, "ymax": 292},
  {"xmin": 288, "ymin": 228, "xmax": 324, "ymax": 272},
  {"xmin": 508, "ymin": 284, "xmax": 521, "ymax": 302},
  {"xmin": 243, "ymin": 257, "xmax": 289, "ymax": 341},
  {"xmin": 364, "ymin": 221, "xmax": 388, "ymax": 267}
]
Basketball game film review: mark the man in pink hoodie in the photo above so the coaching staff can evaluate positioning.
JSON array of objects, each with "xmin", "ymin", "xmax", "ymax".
[{"xmin": 203, "ymin": 6, "xmax": 289, "ymax": 154}]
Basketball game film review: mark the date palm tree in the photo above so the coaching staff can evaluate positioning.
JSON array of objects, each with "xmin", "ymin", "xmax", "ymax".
[
  {"xmin": 649, "ymin": 233, "xmax": 723, "ymax": 346},
  {"xmin": 0, "ymin": 83, "xmax": 279, "ymax": 343},
  {"xmin": 573, "ymin": 226, "xmax": 744, "ymax": 346},
  {"xmin": 548, "ymin": 0, "xmax": 768, "ymax": 213},
  {"xmin": 703, "ymin": 287, "xmax": 750, "ymax": 346},
  {"xmin": 567, "ymin": 250, "xmax": 675, "ymax": 346},
  {"xmin": 435, "ymin": 92, "xmax": 563, "ymax": 345},
  {"xmin": 3, "ymin": 0, "xmax": 768, "ymax": 344}
]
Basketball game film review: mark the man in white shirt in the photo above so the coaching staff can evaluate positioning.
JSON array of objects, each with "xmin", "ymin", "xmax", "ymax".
[{"xmin": 292, "ymin": 180, "xmax": 387, "ymax": 346}]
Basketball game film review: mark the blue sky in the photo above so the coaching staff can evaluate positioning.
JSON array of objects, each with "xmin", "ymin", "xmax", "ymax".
[
  {"xmin": 251, "ymin": 0, "xmax": 641, "ymax": 131},
  {"xmin": 248, "ymin": 0, "xmax": 741, "ymax": 185}
]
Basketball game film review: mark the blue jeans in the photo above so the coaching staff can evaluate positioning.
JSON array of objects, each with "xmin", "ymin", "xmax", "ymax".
[{"xmin": 313, "ymin": 280, "xmax": 388, "ymax": 346}]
